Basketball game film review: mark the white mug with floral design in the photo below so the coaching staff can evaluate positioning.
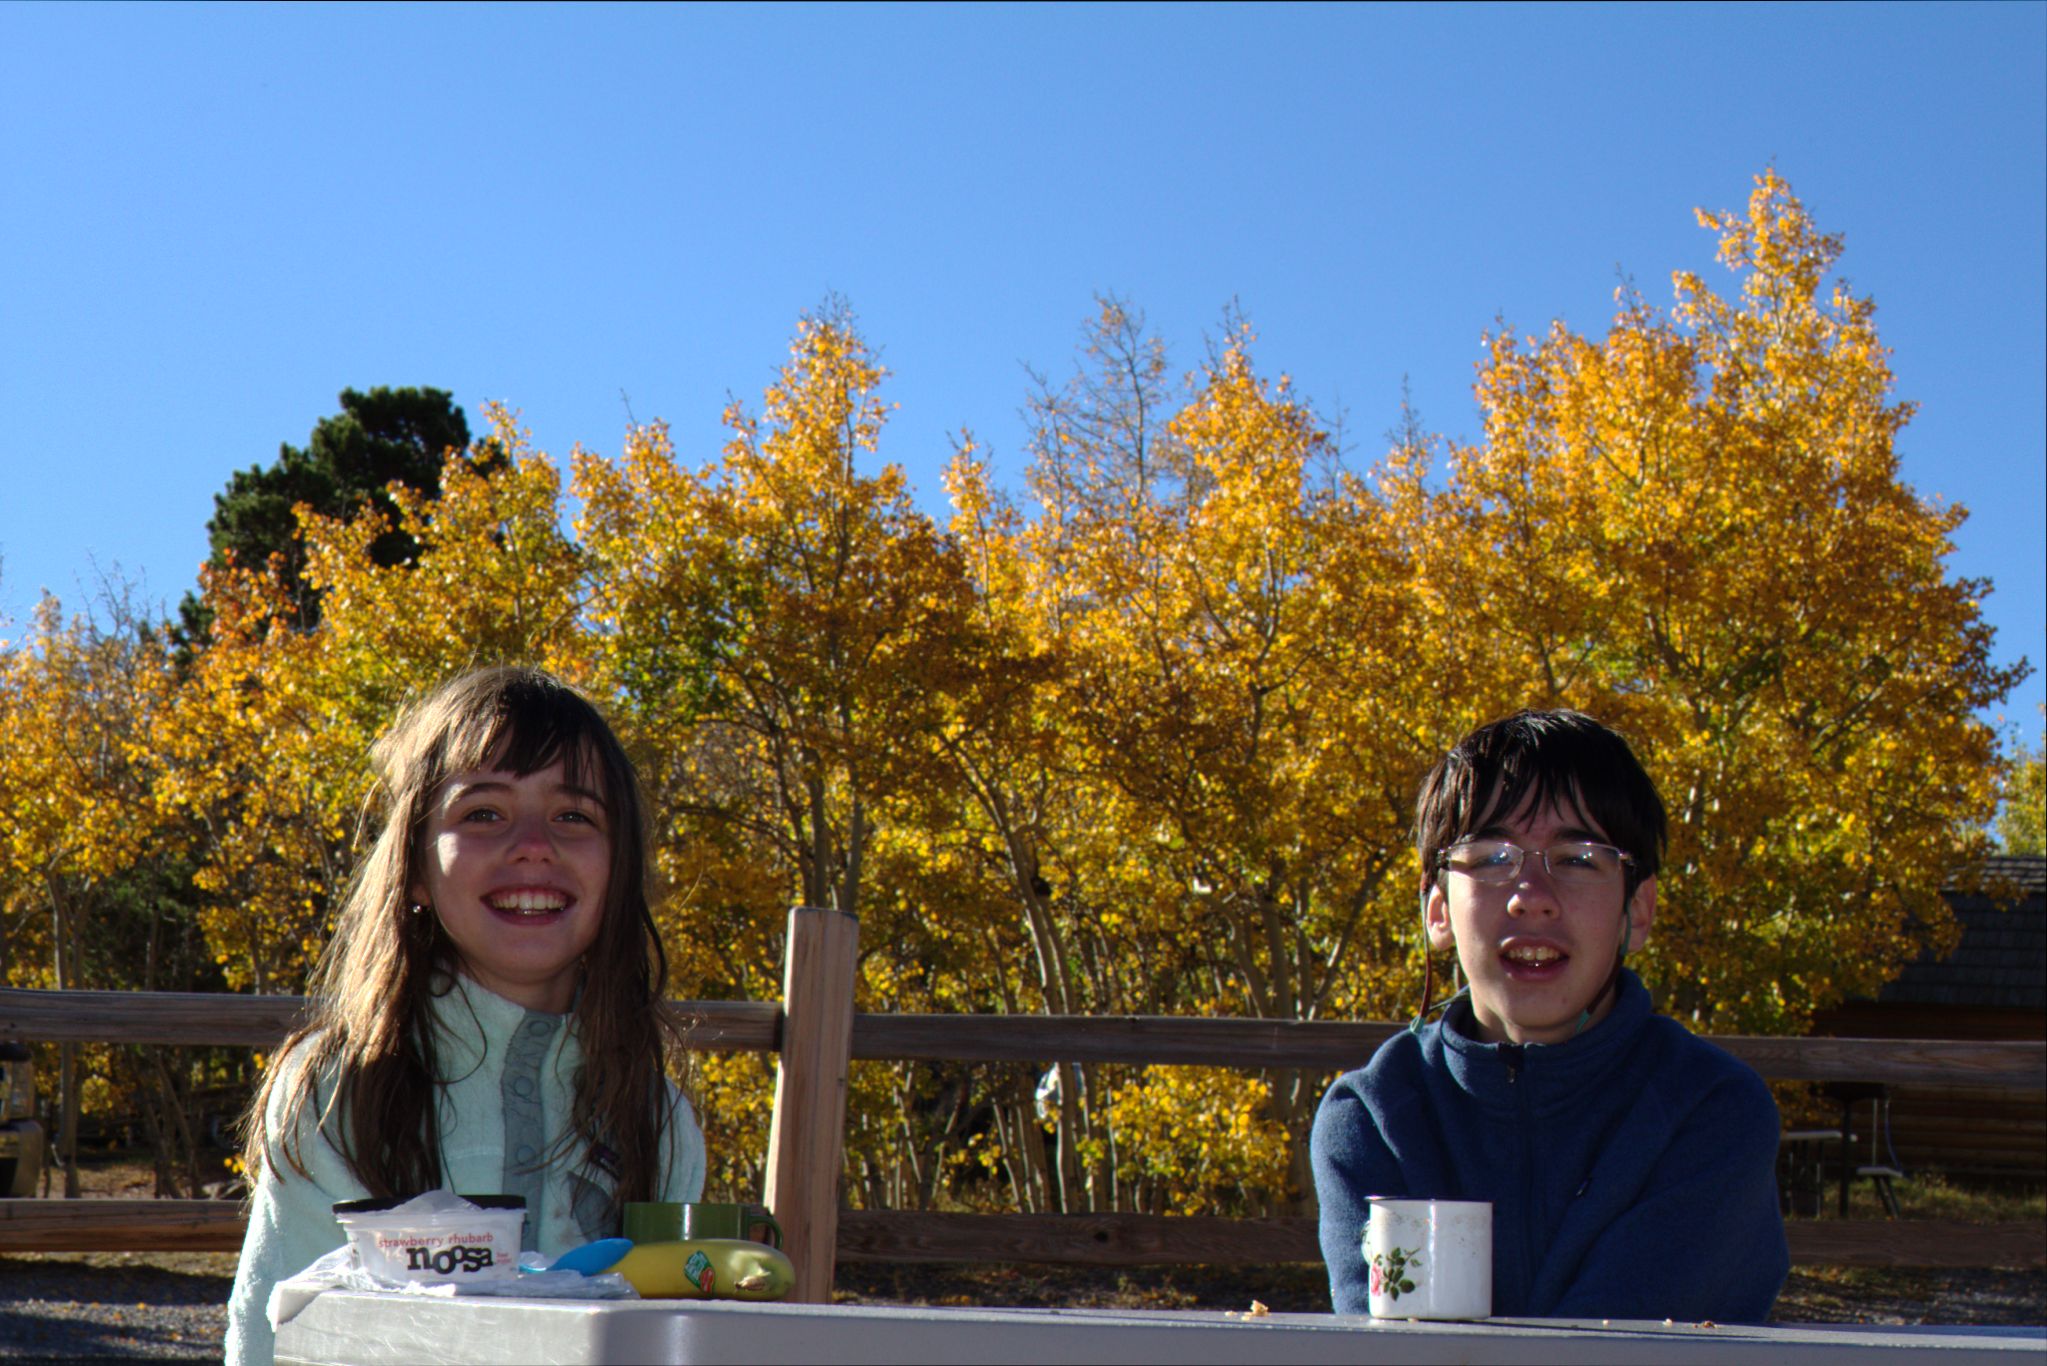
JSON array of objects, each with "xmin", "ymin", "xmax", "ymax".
[{"xmin": 1361, "ymin": 1197, "xmax": 1492, "ymax": 1320}]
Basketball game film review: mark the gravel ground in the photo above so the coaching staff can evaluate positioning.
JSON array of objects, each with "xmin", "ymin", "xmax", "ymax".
[
  {"xmin": 0, "ymin": 1253, "xmax": 235, "ymax": 1363},
  {"xmin": 1775, "ymin": 1265, "xmax": 2047, "ymax": 1327}
]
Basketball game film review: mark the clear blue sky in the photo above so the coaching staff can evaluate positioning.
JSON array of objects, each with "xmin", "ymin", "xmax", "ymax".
[{"xmin": 4, "ymin": 2, "xmax": 2041, "ymax": 734}]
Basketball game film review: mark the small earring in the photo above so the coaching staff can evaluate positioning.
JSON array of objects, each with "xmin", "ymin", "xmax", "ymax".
[{"xmin": 408, "ymin": 902, "xmax": 429, "ymax": 917}]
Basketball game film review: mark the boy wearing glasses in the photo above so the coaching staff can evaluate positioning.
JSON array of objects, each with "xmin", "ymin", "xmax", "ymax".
[{"xmin": 1311, "ymin": 709, "xmax": 1788, "ymax": 1320}]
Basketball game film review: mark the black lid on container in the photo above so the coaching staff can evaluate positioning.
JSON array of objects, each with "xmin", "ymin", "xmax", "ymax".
[{"xmin": 332, "ymin": 1193, "xmax": 526, "ymax": 1215}]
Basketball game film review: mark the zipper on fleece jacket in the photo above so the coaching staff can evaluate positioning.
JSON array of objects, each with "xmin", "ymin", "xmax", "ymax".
[{"xmin": 1500, "ymin": 1042, "xmax": 1539, "ymax": 1307}]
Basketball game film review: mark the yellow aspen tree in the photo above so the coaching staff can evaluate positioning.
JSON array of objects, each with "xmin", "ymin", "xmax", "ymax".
[
  {"xmin": 586, "ymin": 309, "xmax": 972, "ymax": 918},
  {"xmin": 0, "ymin": 590, "xmax": 178, "ymax": 1192},
  {"xmin": 1429, "ymin": 170, "xmax": 2027, "ymax": 1031},
  {"xmin": 577, "ymin": 308, "xmax": 990, "ymax": 1199},
  {"xmin": 148, "ymin": 560, "xmax": 341, "ymax": 995},
  {"xmin": 2000, "ymin": 717, "xmax": 2044, "ymax": 854},
  {"xmin": 302, "ymin": 404, "xmax": 587, "ymax": 695},
  {"xmin": 930, "ymin": 442, "xmax": 1135, "ymax": 1213},
  {"xmin": 1020, "ymin": 306, "xmax": 1438, "ymax": 1214}
]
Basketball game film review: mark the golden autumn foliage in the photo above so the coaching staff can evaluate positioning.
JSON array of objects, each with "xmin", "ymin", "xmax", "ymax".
[
  {"xmin": 2002, "ymin": 718, "xmax": 2045, "ymax": 854},
  {"xmin": 0, "ymin": 173, "xmax": 2027, "ymax": 1216},
  {"xmin": 1417, "ymin": 170, "xmax": 2024, "ymax": 1031},
  {"xmin": 0, "ymin": 590, "xmax": 223, "ymax": 1194},
  {"xmin": 0, "ymin": 593, "xmax": 175, "ymax": 992}
]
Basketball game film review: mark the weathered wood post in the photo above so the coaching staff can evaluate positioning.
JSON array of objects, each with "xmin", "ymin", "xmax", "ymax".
[{"xmin": 763, "ymin": 906, "xmax": 859, "ymax": 1304}]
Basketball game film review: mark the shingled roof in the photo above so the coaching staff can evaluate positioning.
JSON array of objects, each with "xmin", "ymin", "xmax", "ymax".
[{"xmin": 1876, "ymin": 854, "xmax": 2047, "ymax": 1010}]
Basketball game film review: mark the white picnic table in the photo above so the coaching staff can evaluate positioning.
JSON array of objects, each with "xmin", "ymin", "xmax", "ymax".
[{"xmin": 272, "ymin": 1291, "xmax": 2046, "ymax": 1365}]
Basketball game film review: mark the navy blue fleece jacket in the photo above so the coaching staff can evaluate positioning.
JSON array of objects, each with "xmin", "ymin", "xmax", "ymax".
[{"xmin": 1310, "ymin": 970, "xmax": 1788, "ymax": 1321}]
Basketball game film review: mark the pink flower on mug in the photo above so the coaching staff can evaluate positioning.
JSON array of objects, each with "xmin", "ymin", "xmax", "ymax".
[{"xmin": 1370, "ymin": 1246, "xmax": 1421, "ymax": 1301}]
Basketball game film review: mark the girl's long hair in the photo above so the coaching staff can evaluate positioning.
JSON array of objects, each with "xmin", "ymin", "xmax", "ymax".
[{"xmin": 241, "ymin": 666, "xmax": 685, "ymax": 1217}]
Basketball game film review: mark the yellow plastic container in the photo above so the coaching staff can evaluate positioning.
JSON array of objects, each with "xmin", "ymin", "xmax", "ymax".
[{"xmin": 613, "ymin": 1238, "xmax": 796, "ymax": 1300}]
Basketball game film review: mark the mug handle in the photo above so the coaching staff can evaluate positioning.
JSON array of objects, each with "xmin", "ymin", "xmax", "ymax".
[{"xmin": 747, "ymin": 1205, "xmax": 784, "ymax": 1249}]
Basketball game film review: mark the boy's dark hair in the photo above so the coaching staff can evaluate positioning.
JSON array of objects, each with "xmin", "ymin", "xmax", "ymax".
[{"xmin": 1415, "ymin": 709, "xmax": 1667, "ymax": 897}]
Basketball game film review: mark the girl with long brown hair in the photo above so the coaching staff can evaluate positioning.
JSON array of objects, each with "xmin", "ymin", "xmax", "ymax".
[{"xmin": 226, "ymin": 667, "xmax": 703, "ymax": 1365}]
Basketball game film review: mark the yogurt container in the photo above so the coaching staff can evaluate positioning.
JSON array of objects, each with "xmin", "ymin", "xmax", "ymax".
[{"xmin": 332, "ymin": 1192, "xmax": 526, "ymax": 1285}]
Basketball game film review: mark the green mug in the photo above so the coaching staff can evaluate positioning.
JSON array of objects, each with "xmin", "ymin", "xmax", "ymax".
[{"xmin": 625, "ymin": 1200, "xmax": 783, "ymax": 1249}]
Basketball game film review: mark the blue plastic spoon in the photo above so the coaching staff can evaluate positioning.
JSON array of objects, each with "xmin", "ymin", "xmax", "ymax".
[{"xmin": 544, "ymin": 1237, "xmax": 633, "ymax": 1276}]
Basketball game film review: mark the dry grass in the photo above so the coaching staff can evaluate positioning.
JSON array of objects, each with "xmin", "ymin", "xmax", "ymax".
[{"xmin": 1829, "ymin": 1171, "xmax": 2046, "ymax": 1223}]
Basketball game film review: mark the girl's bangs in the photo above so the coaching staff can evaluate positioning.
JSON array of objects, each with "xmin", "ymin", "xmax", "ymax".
[{"xmin": 437, "ymin": 687, "xmax": 609, "ymax": 799}]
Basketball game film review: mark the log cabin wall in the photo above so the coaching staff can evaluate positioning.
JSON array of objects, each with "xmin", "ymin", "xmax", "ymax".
[{"xmin": 1810, "ymin": 855, "xmax": 2045, "ymax": 1184}]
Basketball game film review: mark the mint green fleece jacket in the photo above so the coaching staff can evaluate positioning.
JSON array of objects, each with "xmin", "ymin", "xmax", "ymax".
[{"xmin": 224, "ymin": 974, "xmax": 705, "ymax": 1366}]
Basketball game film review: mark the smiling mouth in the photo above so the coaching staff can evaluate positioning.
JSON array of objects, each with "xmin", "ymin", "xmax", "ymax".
[
  {"xmin": 1502, "ymin": 944, "xmax": 1567, "ymax": 966},
  {"xmin": 485, "ymin": 890, "xmax": 571, "ymax": 916}
]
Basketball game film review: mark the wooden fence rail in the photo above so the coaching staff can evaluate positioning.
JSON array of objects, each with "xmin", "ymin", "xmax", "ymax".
[
  {"xmin": 6, "ymin": 990, "xmax": 2041, "ymax": 1090},
  {"xmin": 3, "ymin": 909, "xmax": 2044, "ymax": 1288},
  {"xmin": 0, "ymin": 988, "xmax": 781, "ymax": 1054}
]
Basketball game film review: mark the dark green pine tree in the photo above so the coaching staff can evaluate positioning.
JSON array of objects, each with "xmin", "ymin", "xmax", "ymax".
[{"xmin": 174, "ymin": 386, "xmax": 480, "ymax": 649}]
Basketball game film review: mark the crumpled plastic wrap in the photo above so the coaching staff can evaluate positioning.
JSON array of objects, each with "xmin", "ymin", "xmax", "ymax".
[{"xmin": 270, "ymin": 1192, "xmax": 636, "ymax": 1330}]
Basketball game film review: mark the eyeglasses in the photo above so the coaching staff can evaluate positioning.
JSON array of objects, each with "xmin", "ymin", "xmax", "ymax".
[{"xmin": 1437, "ymin": 837, "xmax": 1635, "ymax": 887}]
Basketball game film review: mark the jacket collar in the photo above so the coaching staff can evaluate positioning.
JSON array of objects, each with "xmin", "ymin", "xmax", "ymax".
[
  {"xmin": 425, "ymin": 970, "xmax": 572, "ymax": 1076},
  {"xmin": 1430, "ymin": 969, "xmax": 1653, "ymax": 1110}
]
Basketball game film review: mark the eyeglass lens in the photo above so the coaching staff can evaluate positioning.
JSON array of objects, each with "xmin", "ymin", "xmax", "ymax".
[{"xmin": 1444, "ymin": 839, "xmax": 1625, "ymax": 885}]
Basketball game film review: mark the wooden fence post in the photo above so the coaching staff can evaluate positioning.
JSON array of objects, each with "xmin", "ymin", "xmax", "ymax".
[{"xmin": 763, "ymin": 906, "xmax": 859, "ymax": 1304}]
